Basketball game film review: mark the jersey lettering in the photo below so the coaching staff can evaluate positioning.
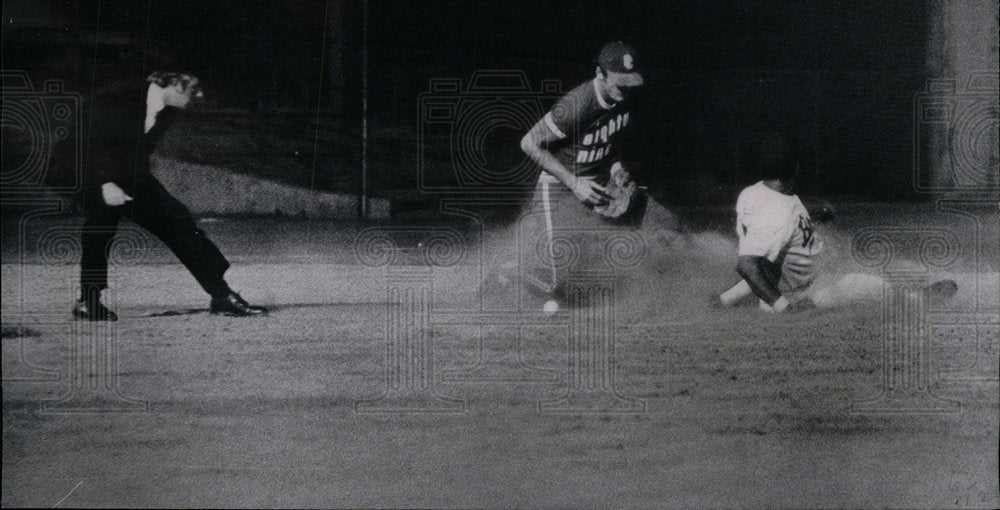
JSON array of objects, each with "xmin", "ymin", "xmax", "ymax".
[
  {"xmin": 573, "ymin": 112, "xmax": 628, "ymax": 164},
  {"xmin": 577, "ymin": 143, "xmax": 612, "ymax": 163},
  {"xmin": 548, "ymin": 80, "xmax": 632, "ymax": 175}
]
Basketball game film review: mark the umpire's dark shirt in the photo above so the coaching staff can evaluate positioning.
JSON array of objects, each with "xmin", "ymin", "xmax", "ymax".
[{"xmin": 46, "ymin": 78, "xmax": 180, "ymax": 208}]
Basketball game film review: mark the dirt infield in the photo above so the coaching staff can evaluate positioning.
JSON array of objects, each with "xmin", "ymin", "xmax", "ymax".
[{"xmin": 3, "ymin": 203, "xmax": 998, "ymax": 507}]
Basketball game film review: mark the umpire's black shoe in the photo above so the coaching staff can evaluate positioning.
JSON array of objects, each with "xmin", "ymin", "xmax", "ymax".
[
  {"xmin": 210, "ymin": 292, "xmax": 267, "ymax": 317},
  {"xmin": 73, "ymin": 297, "xmax": 118, "ymax": 321}
]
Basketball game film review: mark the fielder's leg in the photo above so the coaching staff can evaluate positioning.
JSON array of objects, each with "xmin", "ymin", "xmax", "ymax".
[
  {"xmin": 541, "ymin": 179, "xmax": 559, "ymax": 291},
  {"xmin": 522, "ymin": 176, "xmax": 561, "ymax": 296}
]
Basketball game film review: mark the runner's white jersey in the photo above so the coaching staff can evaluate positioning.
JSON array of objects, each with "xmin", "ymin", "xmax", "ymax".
[{"xmin": 736, "ymin": 181, "xmax": 823, "ymax": 290}]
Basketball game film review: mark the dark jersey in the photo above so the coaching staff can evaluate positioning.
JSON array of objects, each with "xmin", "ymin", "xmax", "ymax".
[
  {"xmin": 543, "ymin": 78, "xmax": 631, "ymax": 179},
  {"xmin": 86, "ymin": 86, "xmax": 178, "ymax": 191},
  {"xmin": 44, "ymin": 79, "xmax": 180, "ymax": 208}
]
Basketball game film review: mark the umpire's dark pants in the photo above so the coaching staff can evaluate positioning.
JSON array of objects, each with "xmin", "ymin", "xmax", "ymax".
[{"xmin": 80, "ymin": 177, "xmax": 230, "ymax": 297}]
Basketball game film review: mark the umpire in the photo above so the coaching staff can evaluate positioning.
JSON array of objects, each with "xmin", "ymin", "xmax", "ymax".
[{"xmin": 60, "ymin": 70, "xmax": 266, "ymax": 320}]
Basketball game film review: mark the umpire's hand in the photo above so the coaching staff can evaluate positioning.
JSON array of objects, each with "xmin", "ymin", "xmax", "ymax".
[
  {"xmin": 570, "ymin": 176, "xmax": 610, "ymax": 206},
  {"xmin": 101, "ymin": 182, "xmax": 133, "ymax": 206}
]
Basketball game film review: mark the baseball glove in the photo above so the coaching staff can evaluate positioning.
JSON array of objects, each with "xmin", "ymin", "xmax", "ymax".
[{"xmin": 593, "ymin": 166, "xmax": 639, "ymax": 219}]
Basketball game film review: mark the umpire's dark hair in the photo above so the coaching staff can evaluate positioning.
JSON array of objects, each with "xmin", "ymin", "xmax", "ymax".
[{"xmin": 758, "ymin": 131, "xmax": 799, "ymax": 181}]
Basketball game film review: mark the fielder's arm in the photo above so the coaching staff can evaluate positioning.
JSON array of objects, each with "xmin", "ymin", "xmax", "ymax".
[
  {"xmin": 520, "ymin": 121, "xmax": 608, "ymax": 205},
  {"xmin": 736, "ymin": 255, "xmax": 789, "ymax": 312}
]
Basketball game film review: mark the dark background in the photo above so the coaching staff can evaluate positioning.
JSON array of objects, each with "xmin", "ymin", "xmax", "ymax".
[{"xmin": 4, "ymin": 0, "xmax": 930, "ymax": 205}]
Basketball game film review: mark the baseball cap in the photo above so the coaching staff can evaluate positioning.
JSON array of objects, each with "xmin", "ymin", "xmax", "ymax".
[{"xmin": 597, "ymin": 41, "xmax": 644, "ymax": 87}]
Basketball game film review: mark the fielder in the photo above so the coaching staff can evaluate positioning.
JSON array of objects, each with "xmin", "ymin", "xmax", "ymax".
[
  {"xmin": 515, "ymin": 41, "xmax": 676, "ymax": 298},
  {"xmin": 718, "ymin": 132, "xmax": 956, "ymax": 312}
]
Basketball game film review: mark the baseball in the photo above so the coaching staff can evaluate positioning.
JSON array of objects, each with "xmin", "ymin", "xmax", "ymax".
[{"xmin": 543, "ymin": 300, "xmax": 559, "ymax": 315}]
